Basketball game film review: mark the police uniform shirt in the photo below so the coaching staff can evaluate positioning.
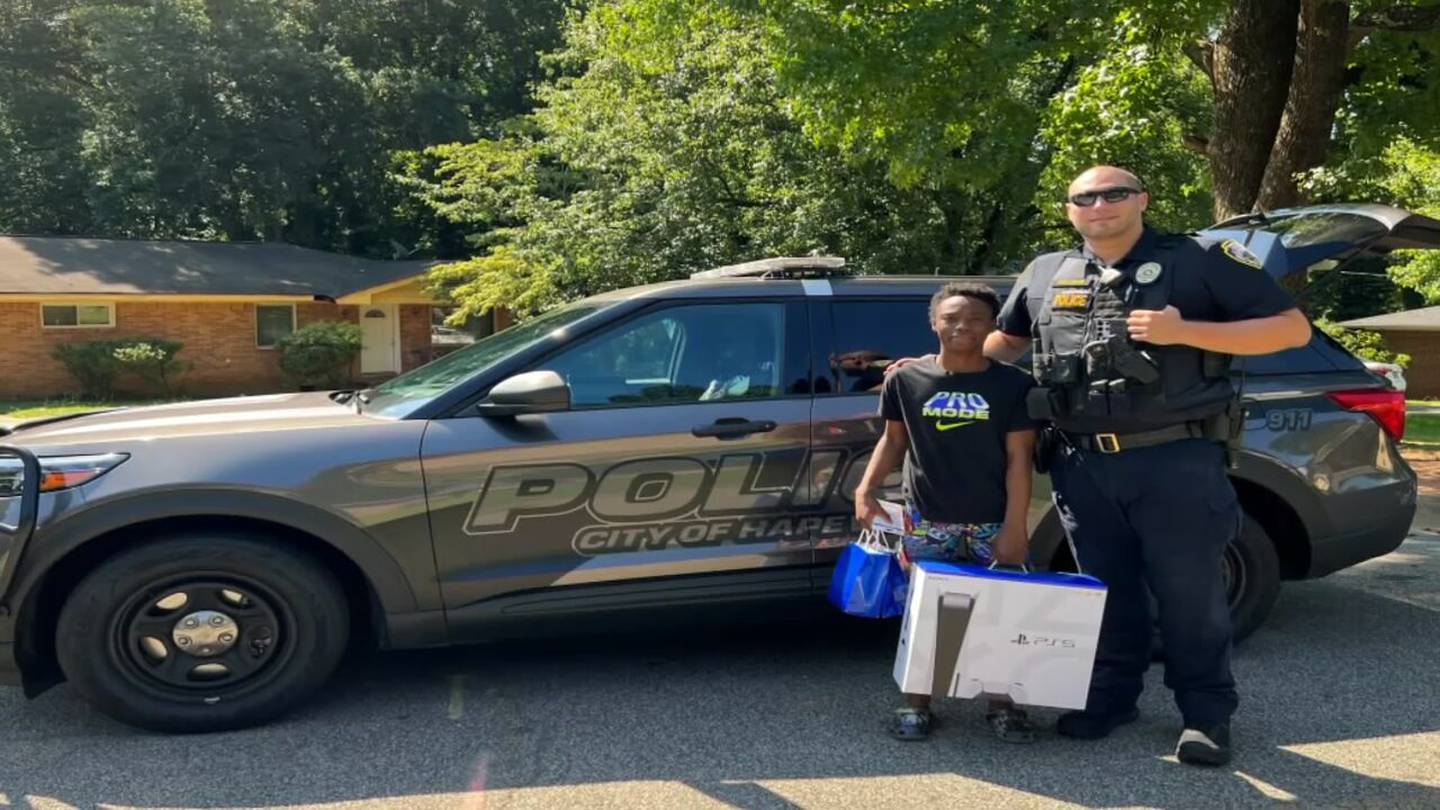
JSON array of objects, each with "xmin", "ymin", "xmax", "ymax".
[{"xmin": 996, "ymin": 226, "xmax": 1297, "ymax": 431}]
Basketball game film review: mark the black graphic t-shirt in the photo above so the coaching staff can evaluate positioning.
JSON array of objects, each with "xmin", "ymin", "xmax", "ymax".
[{"xmin": 879, "ymin": 357, "xmax": 1036, "ymax": 524}]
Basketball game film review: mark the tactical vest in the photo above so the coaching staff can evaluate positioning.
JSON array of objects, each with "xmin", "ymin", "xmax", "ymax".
[{"xmin": 1028, "ymin": 241, "xmax": 1234, "ymax": 433}]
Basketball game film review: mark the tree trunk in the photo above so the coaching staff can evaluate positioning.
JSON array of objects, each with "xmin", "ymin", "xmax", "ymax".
[
  {"xmin": 1207, "ymin": 0, "xmax": 1301, "ymax": 220},
  {"xmin": 934, "ymin": 189, "xmax": 967, "ymax": 273},
  {"xmin": 1257, "ymin": 0, "xmax": 1350, "ymax": 210}
]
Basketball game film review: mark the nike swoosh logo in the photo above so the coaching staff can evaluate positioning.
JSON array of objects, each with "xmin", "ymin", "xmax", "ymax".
[{"xmin": 934, "ymin": 421, "xmax": 974, "ymax": 431}]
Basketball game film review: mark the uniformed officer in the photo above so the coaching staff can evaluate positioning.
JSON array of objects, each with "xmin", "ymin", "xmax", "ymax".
[{"xmin": 985, "ymin": 166, "xmax": 1311, "ymax": 766}]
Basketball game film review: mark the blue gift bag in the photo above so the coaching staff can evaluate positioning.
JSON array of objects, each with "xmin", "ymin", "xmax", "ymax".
[{"xmin": 828, "ymin": 530, "xmax": 908, "ymax": 619}]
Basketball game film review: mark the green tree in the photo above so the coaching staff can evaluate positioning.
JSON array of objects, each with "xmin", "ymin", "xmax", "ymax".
[
  {"xmin": 0, "ymin": 1, "xmax": 93, "ymax": 234},
  {"xmin": 0, "ymin": 0, "xmax": 568, "ymax": 256},
  {"xmin": 417, "ymin": 8, "xmax": 983, "ymax": 319},
  {"xmin": 617, "ymin": 0, "xmax": 1440, "ymax": 223}
]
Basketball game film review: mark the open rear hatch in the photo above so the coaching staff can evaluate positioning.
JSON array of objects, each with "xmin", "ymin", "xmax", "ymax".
[{"xmin": 1199, "ymin": 203, "xmax": 1440, "ymax": 296}]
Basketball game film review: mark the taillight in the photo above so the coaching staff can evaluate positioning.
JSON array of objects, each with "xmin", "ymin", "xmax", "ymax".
[{"xmin": 1327, "ymin": 389, "xmax": 1406, "ymax": 441}]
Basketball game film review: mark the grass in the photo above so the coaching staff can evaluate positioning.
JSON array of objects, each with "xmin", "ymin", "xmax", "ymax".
[
  {"xmin": 1405, "ymin": 411, "xmax": 1440, "ymax": 448},
  {"xmin": 0, "ymin": 398, "xmax": 183, "ymax": 420},
  {"xmin": 1409, "ymin": 399, "xmax": 1440, "ymax": 408}
]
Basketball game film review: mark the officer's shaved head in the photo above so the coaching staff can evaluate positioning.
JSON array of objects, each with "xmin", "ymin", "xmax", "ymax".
[
  {"xmin": 1068, "ymin": 165, "xmax": 1145, "ymax": 197},
  {"xmin": 1066, "ymin": 165, "xmax": 1149, "ymax": 254}
]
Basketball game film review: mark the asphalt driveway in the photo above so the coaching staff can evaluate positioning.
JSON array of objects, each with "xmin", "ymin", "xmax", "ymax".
[{"xmin": 3, "ymin": 528, "xmax": 1439, "ymax": 809}]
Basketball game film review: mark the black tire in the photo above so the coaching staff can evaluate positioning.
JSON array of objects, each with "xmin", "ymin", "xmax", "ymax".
[
  {"xmin": 55, "ymin": 533, "xmax": 349, "ymax": 733},
  {"xmin": 1225, "ymin": 512, "xmax": 1282, "ymax": 643},
  {"xmin": 1148, "ymin": 511, "xmax": 1282, "ymax": 658}
]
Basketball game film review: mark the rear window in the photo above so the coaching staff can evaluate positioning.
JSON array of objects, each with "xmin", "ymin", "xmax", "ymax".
[
  {"xmin": 824, "ymin": 299, "xmax": 935, "ymax": 394},
  {"xmin": 1234, "ymin": 330, "xmax": 1361, "ymax": 375},
  {"xmin": 824, "ymin": 294, "xmax": 1355, "ymax": 382},
  {"xmin": 1250, "ymin": 212, "xmax": 1387, "ymax": 249}
]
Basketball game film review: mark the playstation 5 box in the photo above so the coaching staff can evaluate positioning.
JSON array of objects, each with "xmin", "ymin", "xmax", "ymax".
[{"xmin": 893, "ymin": 560, "xmax": 1108, "ymax": 710}]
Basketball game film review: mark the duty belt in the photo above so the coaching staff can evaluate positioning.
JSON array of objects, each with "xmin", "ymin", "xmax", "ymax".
[{"xmin": 1063, "ymin": 421, "xmax": 1207, "ymax": 454}]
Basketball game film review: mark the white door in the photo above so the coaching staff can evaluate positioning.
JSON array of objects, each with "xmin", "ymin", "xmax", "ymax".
[{"xmin": 360, "ymin": 304, "xmax": 398, "ymax": 374}]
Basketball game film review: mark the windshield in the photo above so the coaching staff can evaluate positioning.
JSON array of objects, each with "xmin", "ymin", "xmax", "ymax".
[{"xmin": 362, "ymin": 302, "xmax": 605, "ymax": 417}]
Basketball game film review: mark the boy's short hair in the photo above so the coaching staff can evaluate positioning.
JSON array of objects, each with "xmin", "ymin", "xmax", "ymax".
[{"xmin": 930, "ymin": 281, "xmax": 1001, "ymax": 321}]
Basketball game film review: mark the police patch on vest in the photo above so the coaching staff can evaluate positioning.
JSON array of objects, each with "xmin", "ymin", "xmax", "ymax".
[
  {"xmin": 1135, "ymin": 262, "xmax": 1163, "ymax": 284},
  {"xmin": 1053, "ymin": 278, "xmax": 1089, "ymax": 287},
  {"xmin": 1051, "ymin": 291, "xmax": 1090, "ymax": 310},
  {"xmin": 1220, "ymin": 239, "xmax": 1263, "ymax": 270}
]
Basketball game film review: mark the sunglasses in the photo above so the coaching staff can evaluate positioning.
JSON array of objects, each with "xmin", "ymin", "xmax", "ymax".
[{"xmin": 1068, "ymin": 187, "xmax": 1143, "ymax": 207}]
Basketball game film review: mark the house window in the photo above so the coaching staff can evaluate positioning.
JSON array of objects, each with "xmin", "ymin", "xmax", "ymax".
[
  {"xmin": 256, "ymin": 304, "xmax": 296, "ymax": 348},
  {"xmin": 41, "ymin": 303, "xmax": 114, "ymax": 329}
]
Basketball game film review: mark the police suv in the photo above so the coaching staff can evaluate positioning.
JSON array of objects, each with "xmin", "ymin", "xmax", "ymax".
[{"xmin": 0, "ymin": 204, "xmax": 1424, "ymax": 732}]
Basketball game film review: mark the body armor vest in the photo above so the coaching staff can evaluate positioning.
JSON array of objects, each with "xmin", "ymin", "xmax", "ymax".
[{"xmin": 1029, "ymin": 243, "xmax": 1234, "ymax": 433}]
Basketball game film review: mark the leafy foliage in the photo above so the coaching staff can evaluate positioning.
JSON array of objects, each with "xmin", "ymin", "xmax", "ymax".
[
  {"xmin": 11, "ymin": 0, "xmax": 1440, "ymax": 324},
  {"xmin": 52, "ymin": 342, "xmax": 123, "ymax": 400},
  {"xmin": 113, "ymin": 340, "xmax": 188, "ymax": 397},
  {"xmin": 1316, "ymin": 319, "xmax": 1411, "ymax": 367},
  {"xmin": 0, "ymin": 0, "xmax": 565, "ymax": 256},
  {"xmin": 415, "ymin": 9, "xmax": 976, "ymax": 316},
  {"xmin": 53, "ymin": 337, "xmax": 188, "ymax": 398},
  {"xmin": 277, "ymin": 321, "xmax": 363, "ymax": 389}
]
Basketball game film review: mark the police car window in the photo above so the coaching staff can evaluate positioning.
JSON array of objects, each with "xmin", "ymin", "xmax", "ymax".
[
  {"xmin": 1233, "ymin": 330, "xmax": 1359, "ymax": 375},
  {"xmin": 1256, "ymin": 212, "xmax": 1387, "ymax": 249},
  {"xmin": 543, "ymin": 303, "xmax": 787, "ymax": 408},
  {"xmin": 826, "ymin": 300, "xmax": 935, "ymax": 394}
]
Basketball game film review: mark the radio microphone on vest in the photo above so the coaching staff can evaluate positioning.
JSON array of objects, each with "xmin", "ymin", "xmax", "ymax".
[{"xmin": 1098, "ymin": 266, "xmax": 1125, "ymax": 289}]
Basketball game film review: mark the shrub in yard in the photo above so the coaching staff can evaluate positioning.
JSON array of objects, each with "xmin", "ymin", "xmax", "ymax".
[
  {"xmin": 1316, "ymin": 319, "xmax": 1412, "ymax": 367},
  {"xmin": 113, "ymin": 339, "xmax": 187, "ymax": 397},
  {"xmin": 53, "ymin": 342, "xmax": 122, "ymax": 399},
  {"xmin": 277, "ymin": 321, "xmax": 363, "ymax": 389},
  {"xmin": 54, "ymin": 337, "xmax": 190, "ymax": 398}
]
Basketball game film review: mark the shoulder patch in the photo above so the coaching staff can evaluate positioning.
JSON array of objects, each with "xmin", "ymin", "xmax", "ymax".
[{"xmin": 1219, "ymin": 239, "xmax": 1263, "ymax": 270}]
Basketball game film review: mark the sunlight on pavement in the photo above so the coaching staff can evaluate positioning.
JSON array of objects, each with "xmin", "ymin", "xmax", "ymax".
[
  {"xmin": 1281, "ymin": 731, "xmax": 1440, "ymax": 788},
  {"xmin": 87, "ymin": 782, "xmax": 732, "ymax": 810},
  {"xmin": 754, "ymin": 774, "xmax": 1089, "ymax": 808},
  {"xmin": 24, "ymin": 799, "xmax": 79, "ymax": 810},
  {"xmin": 1231, "ymin": 772, "xmax": 1299, "ymax": 802}
]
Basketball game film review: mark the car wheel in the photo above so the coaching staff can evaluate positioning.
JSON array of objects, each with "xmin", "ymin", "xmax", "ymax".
[
  {"xmin": 1225, "ymin": 512, "xmax": 1281, "ymax": 643},
  {"xmin": 55, "ymin": 532, "xmax": 349, "ymax": 733}
]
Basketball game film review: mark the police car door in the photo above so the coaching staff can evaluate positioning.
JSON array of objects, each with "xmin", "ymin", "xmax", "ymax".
[
  {"xmin": 808, "ymin": 292, "xmax": 1059, "ymax": 575},
  {"xmin": 424, "ymin": 299, "xmax": 814, "ymax": 636},
  {"xmin": 808, "ymin": 296, "xmax": 934, "ymax": 574}
]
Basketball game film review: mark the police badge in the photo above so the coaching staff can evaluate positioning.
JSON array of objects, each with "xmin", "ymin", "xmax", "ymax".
[{"xmin": 1135, "ymin": 262, "xmax": 1163, "ymax": 285}]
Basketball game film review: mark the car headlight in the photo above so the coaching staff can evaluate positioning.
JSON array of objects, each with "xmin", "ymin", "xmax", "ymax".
[{"xmin": 0, "ymin": 453, "xmax": 130, "ymax": 497}]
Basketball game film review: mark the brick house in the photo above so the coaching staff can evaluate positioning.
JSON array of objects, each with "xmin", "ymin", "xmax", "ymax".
[
  {"xmin": 1340, "ymin": 307, "xmax": 1440, "ymax": 396},
  {"xmin": 0, "ymin": 236, "xmax": 504, "ymax": 398}
]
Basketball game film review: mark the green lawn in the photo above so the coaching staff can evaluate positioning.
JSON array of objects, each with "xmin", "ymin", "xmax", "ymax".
[
  {"xmin": 0, "ymin": 398, "xmax": 181, "ymax": 421},
  {"xmin": 1406, "ymin": 411, "xmax": 1440, "ymax": 447}
]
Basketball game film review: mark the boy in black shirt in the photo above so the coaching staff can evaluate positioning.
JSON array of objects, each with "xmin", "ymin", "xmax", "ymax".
[{"xmin": 855, "ymin": 281, "xmax": 1039, "ymax": 743}]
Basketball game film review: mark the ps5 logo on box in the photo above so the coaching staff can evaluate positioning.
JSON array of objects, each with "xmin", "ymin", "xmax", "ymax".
[{"xmin": 1011, "ymin": 633, "xmax": 1076, "ymax": 649}]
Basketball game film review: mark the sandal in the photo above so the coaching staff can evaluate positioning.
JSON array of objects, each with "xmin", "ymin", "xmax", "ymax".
[
  {"xmin": 889, "ymin": 707, "xmax": 934, "ymax": 741},
  {"xmin": 986, "ymin": 706, "xmax": 1037, "ymax": 744}
]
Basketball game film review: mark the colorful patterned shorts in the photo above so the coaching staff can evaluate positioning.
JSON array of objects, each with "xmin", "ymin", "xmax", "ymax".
[{"xmin": 901, "ymin": 507, "xmax": 1001, "ymax": 565}]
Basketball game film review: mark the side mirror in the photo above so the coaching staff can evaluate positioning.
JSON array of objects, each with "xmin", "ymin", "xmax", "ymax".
[{"xmin": 475, "ymin": 370, "xmax": 571, "ymax": 416}]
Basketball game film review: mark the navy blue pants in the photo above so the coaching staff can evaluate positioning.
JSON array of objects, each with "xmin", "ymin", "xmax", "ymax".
[{"xmin": 1050, "ymin": 437, "xmax": 1240, "ymax": 728}]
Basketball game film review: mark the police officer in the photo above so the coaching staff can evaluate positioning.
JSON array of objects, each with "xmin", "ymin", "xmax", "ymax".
[{"xmin": 985, "ymin": 166, "xmax": 1311, "ymax": 766}]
